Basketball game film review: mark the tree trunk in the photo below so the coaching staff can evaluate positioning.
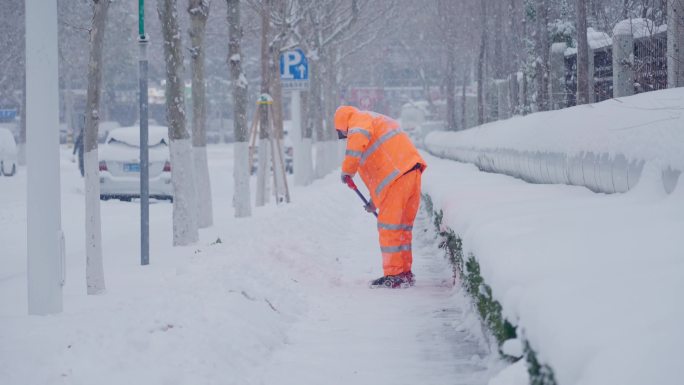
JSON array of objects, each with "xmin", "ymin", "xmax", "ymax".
[
  {"xmin": 521, "ymin": 4, "xmax": 530, "ymax": 115},
  {"xmin": 668, "ymin": 0, "xmax": 684, "ymax": 88},
  {"xmin": 446, "ymin": 48, "xmax": 457, "ymax": 130},
  {"xmin": 442, "ymin": 0, "xmax": 457, "ymax": 131},
  {"xmin": 324, "ymin": 53, "xmax": 341, "ymax": 173},
  {"xmin": 461, "ymin": 64, "xmax": 468, "ymax": 129},
  {"xmin": 64, "ymin": 73, "xmax": 75, "ymax": 143},
  {"xmin": 227, "ymin": 0, "xmax": 251, "ymax": 217},
  {"xmin": 298, "ymin": 89, "xmax": 314, "ymax": 185},
  {"xmin": 309, "ymin": 57, "xmax": 327, "ymax": 179},
  {"xmin": 84, "ymin": 0, "xmax": 109, "ymax": 295},
  {"xmin": 19, "ymin": 74, "xmax": 26, "ymax": 165},
  {"xmin": 269, "ymin": 32, "xmax": 288, "ymax": 201},
  {"xmin": 622, "ymin": 0, "xmax": 629, "ymax": 19},
  {"xmin": 158, "ymin": 0, "xmax": 199, "ymax": 246},
  {"xmin": 535, "ymin": 0, "xmax": 550, "ymax": 111},
  {"xmin": 270, "ymin": 42, "xmax": 284, "ymax": 141},
  {"xmin": 188, "ymin": 0, "xmax": 213, "ymax": 228},
  {"xmin": 256, "ymin": 0, "xmax": 272, "ymax": 207},
  {"xmin": 493, "ymin": 0, "xmax": 505, "ymax": 79},
  {"xmin": 509, "ymin": 0, "xmax": 521, "ymax": 114},
  {"xmin": 576, "ymin": 0, "xmax": 590, "ymax": 105},
  {"xmin": 477, "ymin": 0, "xmax": 487, "ymax": 126}
]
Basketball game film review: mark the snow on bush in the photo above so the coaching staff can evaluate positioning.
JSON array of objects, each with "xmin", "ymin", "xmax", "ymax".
[
  {"xmin": 425, "ymin": 88, "xmax": 684, "ymax": 194},
  {"xmin": 421, "ymin": 151, "xmax": 683, "ymax": 385}
]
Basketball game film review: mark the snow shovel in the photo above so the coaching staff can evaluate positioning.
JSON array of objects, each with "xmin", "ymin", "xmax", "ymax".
[{"xmin": 343, "ymin": 175, "xmax": 378, "ymax": 218}]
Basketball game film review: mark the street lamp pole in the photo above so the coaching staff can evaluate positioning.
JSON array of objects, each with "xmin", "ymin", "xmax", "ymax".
[
  {"xmin": 139, "ymin": 0, "xmax": 150, "ymax": 266},
  {"xmin": 26, "ymin": 0, "xmax": 64, "ymax": 315}
]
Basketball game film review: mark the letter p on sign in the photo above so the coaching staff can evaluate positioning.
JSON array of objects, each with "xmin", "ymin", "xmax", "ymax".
[{"xmin": 280, "ymin": 48, "xmax": 308, "ymax": 81}]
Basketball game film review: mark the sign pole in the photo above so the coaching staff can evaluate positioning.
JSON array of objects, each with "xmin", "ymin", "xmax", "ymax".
[
  {"xmin": 291, "ymin": 89, "xmax": 305, "ymax": 186},
  {"xmin": 139, "ymin": 0, "xmax": 150, "ymax": 266},
  {"xmin": 279, "ymin": 48, "xmax": 308, "ymax": 187}
]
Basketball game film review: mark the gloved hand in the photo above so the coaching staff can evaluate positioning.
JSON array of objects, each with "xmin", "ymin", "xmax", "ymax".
[
  {"xmin": 341, "ymin": 173, "xmax": 356, "ymax": 189},
  {"xmin": 364, "ymin": 200, "xmax": 376, "ymax": 213}
]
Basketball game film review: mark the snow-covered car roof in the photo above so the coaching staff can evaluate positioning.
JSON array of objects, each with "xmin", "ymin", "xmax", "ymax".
[
  {"xmin": 105, "ymin": 125, "xmax": 169, "ymax": 148},
  {"xmin": 101, "ymin": 125, "xmax": 169, "ymax": 162}
]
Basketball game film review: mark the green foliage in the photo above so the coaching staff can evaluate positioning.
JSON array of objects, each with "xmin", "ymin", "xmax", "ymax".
[
  {"xmin": 440, "ymin": 229, "xmax": 464, "ymax": 273},
  {"xmin": 524, "ymin": 0, "xmax": 536, "ymax": 21},
  {"xmin": 421, "ymin": 193, "xmax": 434, "ymax": 220},
  {"xmin": 463, "ymin": 253, "xmax": 516, "ymax": 345},
  {"xmin": 434, "ymin": 209, "xmax": 444, "ymax": 234},
  {"xmin": 549, "ymin": 19, "xmax": 575, "ymax": 46},
  {"xmin": 526, "ymin": 342, "xmax": 557, "ymax": 385}
]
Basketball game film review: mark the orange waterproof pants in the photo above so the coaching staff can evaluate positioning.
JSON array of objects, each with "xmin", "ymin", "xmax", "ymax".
[{"xmin": 377, "ymin": 169, "xmax": 422, "ymax": 276}]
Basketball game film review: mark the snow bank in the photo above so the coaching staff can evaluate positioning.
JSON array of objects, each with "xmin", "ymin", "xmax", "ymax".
[
  {"xmin": 488, "ymin": 359, "xmax": 528, "ymax": 385},
  {"xmin": 425, "ymin": 87, "xmax": 684, "ymax": 194},
  {"xmin": 565, "ymin": 28, "xmax": 612, "ymax": 57},
  {"xmin": 421, "ymin": 152, "xmax": 684, "ymax": 385},
  {"xmin": 613, "ymin": 18, "xmax": 666, "ymax": 38},
  {"xmin": 587, "ymin": 27, "xmax": 612, "ymax": 50}
]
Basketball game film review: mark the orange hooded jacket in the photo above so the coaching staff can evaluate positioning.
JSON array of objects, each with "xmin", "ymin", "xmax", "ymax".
[{"xmin": 335, "ymin": 106, "xmax": 426, "ymax": 206}]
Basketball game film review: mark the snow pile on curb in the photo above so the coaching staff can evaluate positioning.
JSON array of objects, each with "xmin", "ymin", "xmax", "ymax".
[
  {"xmin": 424, "ymin": 88, "xmax": 684, "ymax": 190},
  {"xmin": 421, "ymin": 151, "xmax": 684, "ymax": 385}
]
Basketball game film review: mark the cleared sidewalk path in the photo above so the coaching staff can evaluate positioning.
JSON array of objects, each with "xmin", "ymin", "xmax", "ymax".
[{"xmin": 254, "ymin": 202, "xmax": 501, "ymax": 385}]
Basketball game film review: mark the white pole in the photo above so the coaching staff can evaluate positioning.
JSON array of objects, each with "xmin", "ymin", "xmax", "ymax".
[
  {"xmin": 291, "ymin": 90, "xmax": 306, "ymax": 186},
  {"xmin": 26, "ymin": 0, "xmax": 64, "ymax": 315},
  {"xmin": 613, "ymin": 21, "xmax": 634, "ymax": 98}
]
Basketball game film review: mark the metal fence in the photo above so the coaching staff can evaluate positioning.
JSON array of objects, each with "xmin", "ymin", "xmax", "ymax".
[{"xmin": 564, "ymin": 30, "xmax": 666, "ymax": 107}]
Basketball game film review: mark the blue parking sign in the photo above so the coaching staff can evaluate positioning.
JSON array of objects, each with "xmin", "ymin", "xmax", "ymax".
[
  {"xmin": 280, "ymin": 49, "xmax": 309, "ymax": 89},
  {"xmin": 0, "ymin": 109, "xmax": 17, "ymax": 122}
]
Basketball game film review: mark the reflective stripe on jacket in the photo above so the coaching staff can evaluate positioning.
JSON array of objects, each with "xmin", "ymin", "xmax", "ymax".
[{"xmin": 341, "ymin": 110, "xmax": 426, "ymax": 205}]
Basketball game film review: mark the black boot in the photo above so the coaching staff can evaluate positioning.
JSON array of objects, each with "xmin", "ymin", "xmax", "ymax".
[
  {"xmin": 369, "ymin": 274, "xmax": 409, "ymax": 289},
  {"xmin": 400, "ymin": 271, "xmax": 415, "ymax": 286}
]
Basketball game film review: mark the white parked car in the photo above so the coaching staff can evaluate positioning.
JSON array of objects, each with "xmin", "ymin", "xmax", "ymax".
[
  {"xmin": 98, "ymin": 125, "xmax": 172, "ymax": 202},
  {"xmin": 0, "ymin": 127, "xmax": 17, "ymax": 176}
]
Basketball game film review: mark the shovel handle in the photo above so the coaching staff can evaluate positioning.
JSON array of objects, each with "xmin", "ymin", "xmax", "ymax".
[
  {"xmin": 344, "ymin": 175, "xmax": 377, "ymax": 217},
  {"xmin": 353, "ymin": 187, "xmax": 378, "ymax": 218}
]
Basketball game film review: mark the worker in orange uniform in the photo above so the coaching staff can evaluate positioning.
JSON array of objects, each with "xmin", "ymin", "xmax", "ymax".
[{"xmin": 334, "ymin": 106, "xmax": 427, "ymax": 288}]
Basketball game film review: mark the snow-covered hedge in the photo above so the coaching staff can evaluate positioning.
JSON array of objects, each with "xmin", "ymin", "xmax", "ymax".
[
  {"xmin": 420, "ymin": 152, "xmax": 683, "ymax": 385},
  {"xmin": 423, "ymin": 193, "xmax": 555, "ymax": 385},
  {"xmin": 425, "ymin": 88, "xmax": 684, "ymax": 194}
]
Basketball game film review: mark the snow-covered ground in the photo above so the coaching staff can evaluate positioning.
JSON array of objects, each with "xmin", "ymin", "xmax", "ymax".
[
  {"xmin": 0, "ymin": 145, "xmax": 502, "ymax": 384},
  {"xmin": 4, "ymin": 116, "xmax": 681, "ymax": 385},
  {"xmin": 422, "ymin": 152, "xmax": 684, "ymax": 385}
]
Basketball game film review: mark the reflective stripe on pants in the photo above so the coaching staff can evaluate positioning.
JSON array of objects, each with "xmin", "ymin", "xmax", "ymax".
[{"xmin": 377, "ymin": 169, "xmax": 422, "ymax": 276}]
